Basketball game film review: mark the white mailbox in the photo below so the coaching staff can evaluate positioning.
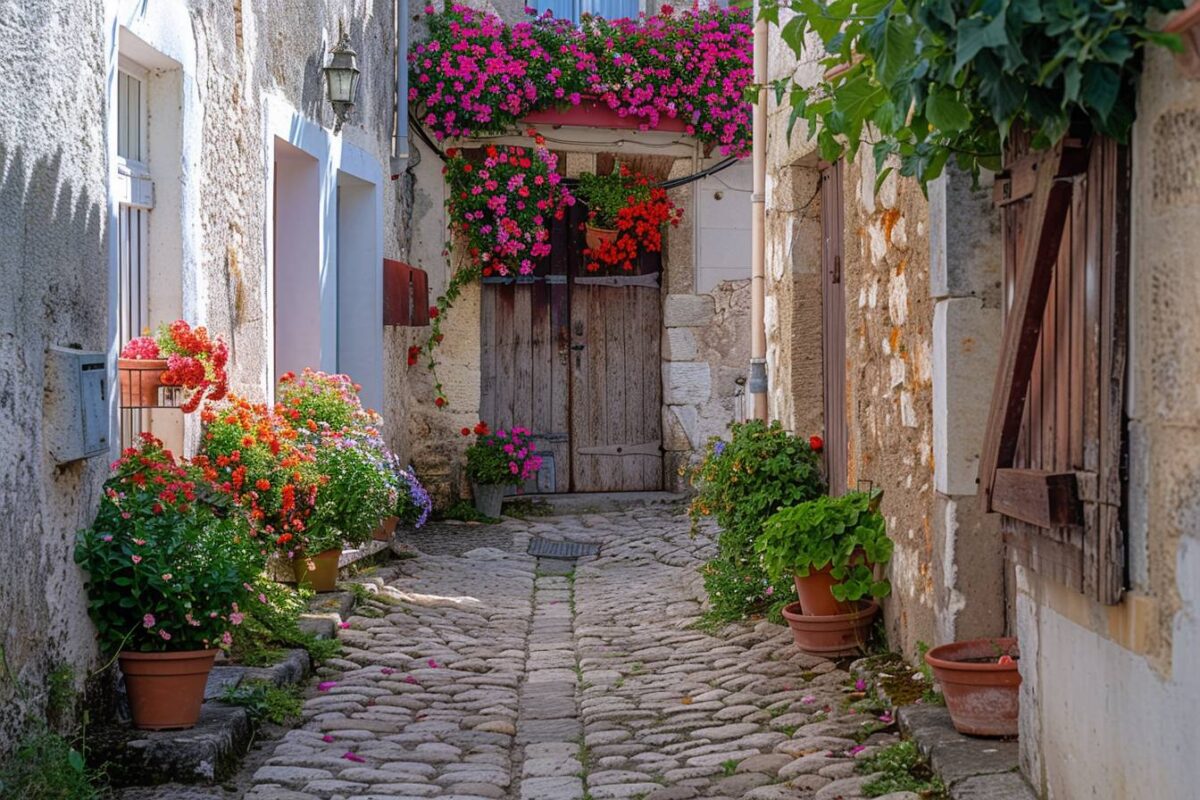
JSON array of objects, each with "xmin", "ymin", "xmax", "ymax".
[{"xmin": 46, "ymin": 346, "xmax": 110, "ymax": 463}]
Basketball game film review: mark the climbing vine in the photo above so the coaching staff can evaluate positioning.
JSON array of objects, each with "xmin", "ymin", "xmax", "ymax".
[{"xmin": 763, "ymin": 0, "xmax": 1183, "ymax": 187}]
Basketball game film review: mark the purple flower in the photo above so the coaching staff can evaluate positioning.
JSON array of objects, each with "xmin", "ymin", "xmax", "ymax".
[
  {"xmin": 318, "ymin": 681, "xmax": 337, "ymax": 692},
  {"xmin": 854, "ymin": 678, "xmax": 866, "ymax": 691}
]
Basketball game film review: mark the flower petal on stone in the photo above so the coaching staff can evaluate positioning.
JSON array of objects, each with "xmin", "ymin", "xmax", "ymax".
[
  {"xmin": 318, "ymin": 681, "xmax": 337, "ymax": 692},
  {"xmin": 342, "ymin": 752, "xmax": 366, "ymax": 763},
  {"xmin": 801, "ymin": 695, "xmax": 817, "ymax": 704}
]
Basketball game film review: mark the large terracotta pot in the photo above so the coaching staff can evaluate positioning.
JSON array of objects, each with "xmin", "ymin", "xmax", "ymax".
[
  {"xmin": 373, "ymin": 515, "xmax": 399, "ymax": 542},
  {"xmin": 118, "ymin": 358, "xmax": 168, "ymax": 407},
  {"xmin": 293, "ymin": 548, "xmax": 342, "ymax": 592},
  {"xmin": 584, "ymin": 224, "xmax": 618, "ymax": 251},
  {"xmin": 119, "ymin": 649, "xmax": 217, "ymax": 730},
  {"xmin": 925, "ymin": 637, "xmax": 1021, "ymax": 737},
  {"xmin": 793, "ymin": 548, "xmax": 870, "ymax": 615},
  {"xmin": 473, "ymin": 483, "xmax": 505, "ymax": 518},
  {"xmin": 781, "ymin": 600, "xmax": 878, "ymax": 657}
]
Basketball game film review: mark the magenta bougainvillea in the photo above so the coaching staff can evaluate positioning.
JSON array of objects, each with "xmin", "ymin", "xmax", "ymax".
[{"xmin": 410, "ymin": 3, "xmax": 753, "ymax": 157}]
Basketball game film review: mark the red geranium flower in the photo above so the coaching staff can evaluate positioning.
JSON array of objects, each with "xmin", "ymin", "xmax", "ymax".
[{"xmin": 809, "ymin": 435, "xmax": 824, "ymax": 452}]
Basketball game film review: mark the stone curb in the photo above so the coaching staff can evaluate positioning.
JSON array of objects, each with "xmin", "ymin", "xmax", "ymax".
[
  {"xmin": 95, "ymin": 561, "xmax": 401, "ymax": 788},
  {"xmin": 850, "ymin": 658, "xmax": 1039, "ymax": 800}
]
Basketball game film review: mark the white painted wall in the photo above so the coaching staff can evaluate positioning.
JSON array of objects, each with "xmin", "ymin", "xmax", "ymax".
[
  {"xmin": 696, "ymin": 160, "xmax": 752, "ymax": 293},
  {"xmin": 264, "ymin": 97, "xmax": 385, "ymax": 398}
]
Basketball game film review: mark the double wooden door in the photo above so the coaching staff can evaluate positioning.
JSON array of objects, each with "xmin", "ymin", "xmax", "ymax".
[{"xmin": 480, "ymin": 203, "xmax": 663, "ymax": 492}]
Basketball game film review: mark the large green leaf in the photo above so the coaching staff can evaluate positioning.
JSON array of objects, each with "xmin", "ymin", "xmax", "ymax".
[
  {"xmin": 925, "ymin": 87, "xmax": 971, "ymax": 132},
  {"xmin": 953, "ymin": 9, "xmax": 1009, "ymax": 76}
]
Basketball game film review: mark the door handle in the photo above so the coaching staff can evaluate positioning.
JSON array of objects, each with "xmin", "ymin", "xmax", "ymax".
[{"xmin": 832, "ymin": 254, "xmax": 841, "ymax": 284}]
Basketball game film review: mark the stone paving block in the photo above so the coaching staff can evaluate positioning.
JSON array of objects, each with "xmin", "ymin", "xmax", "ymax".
[{"xmin": 950, "ymin": 772, "xmax": 1040, "ymax": 800}]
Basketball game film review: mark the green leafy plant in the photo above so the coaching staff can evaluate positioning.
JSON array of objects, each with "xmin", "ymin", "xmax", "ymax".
[
  {"xmin": 75, "ymin": 434, "xmax": 262, "ymax": 654},
  {"xmin": 756, "ymin": 490, "xmax": 893, "ymax": 602},
  {"xmin": 688, "ymin": 421, "xmax": 826, "ymax": 620},
  {"xmin": 0, "ymin": 727, "xmax": 103, "ymax": 800},
  {"xmin": 436, "ymin": 499, "xmax": 501, "ymax": 524},
  {"xmin": 764, "ymin": 0, "xmax": 1183, "ymax": 187},
  {"xmin": 229, "ymin": 578, "xmax": 342, "ymax": 666},
  {"xmin": 858, "ymin": 740, "xmax": 947, "ymax": 798},
  {"xmin": 220, "ymin": 681, "xmax": 303, "ymax": 725}
]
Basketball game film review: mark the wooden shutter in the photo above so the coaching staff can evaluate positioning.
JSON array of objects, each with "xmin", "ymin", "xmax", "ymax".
[
  {"xmin": 980, "ymin": 133, "xmax": 1130, "ymax": 604},
  {"xmin": 821, "ymin": 161, "xmax": 848, "ymax": 496}
]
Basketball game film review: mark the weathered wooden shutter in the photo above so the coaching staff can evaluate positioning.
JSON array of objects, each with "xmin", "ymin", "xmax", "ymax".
[
  {"xmin": 979, "ymin": 133, "xmax": 1130, "ymax": 604},
  {"xmin": 821, "ymin": 161, "xmax": 848, "ymax": 496}
]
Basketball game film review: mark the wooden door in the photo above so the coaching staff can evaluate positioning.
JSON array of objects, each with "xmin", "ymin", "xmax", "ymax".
[
  {"xmin": 568, "ymin": 224, "xmax": 663, "ymax": 492},
  {"xmin": 479, "ymin": 219, "xmax": 572, "ymax": 493},
  {"xmin": 480, "ymin": 201, "xmax": 663, "ymax": 492},
  {"xmin": 821, "ymin": 161, "xmax": 848, "ymax": 496}
]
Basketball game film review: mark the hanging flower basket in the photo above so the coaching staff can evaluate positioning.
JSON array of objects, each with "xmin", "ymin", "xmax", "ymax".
[
  {"xmin": 118, "ymin": 357, "xmax": 169, "ymax": 408},
  {"xmin": 584, "ymin": 224, "xmax": 619, "ymax": 251}
]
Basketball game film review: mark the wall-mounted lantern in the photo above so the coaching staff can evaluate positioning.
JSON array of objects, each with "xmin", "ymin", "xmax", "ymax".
[{"xmin": 323, "ymin": 27, "xmax": 360, "ymax": 131}]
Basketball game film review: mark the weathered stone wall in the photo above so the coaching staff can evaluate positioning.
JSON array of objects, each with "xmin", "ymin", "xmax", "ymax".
[
  {"xmin": 764, "ymin": 21, "xmax": 940, "ymax": 657},
  {"xmin": 1014, "ymin": 38, "xmax": 1200, "ymax": 800},
  {"xmin": 0, "ymin": 0, "xmax": 111, "ymax": 749}
]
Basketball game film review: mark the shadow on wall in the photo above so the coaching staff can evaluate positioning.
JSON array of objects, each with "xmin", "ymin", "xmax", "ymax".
[{"xmin": 0, "ymin": 141, "xmax": 109, "ymax": 745}]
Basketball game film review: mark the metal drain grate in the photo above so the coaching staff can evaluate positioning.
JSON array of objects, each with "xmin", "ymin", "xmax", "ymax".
[{"xmin": 528, "ymin": 537, "xmax": 600, "ymax": 560}]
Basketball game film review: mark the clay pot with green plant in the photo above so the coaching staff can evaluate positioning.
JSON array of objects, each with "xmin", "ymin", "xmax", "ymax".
[
  {"xmin": 925, "ymin": 638, "xmax": 1021, "ymax": 737},
  {"xmin": 758, "ymin": 490, "xmax": 893, "ymax": 613},
  {"xmin": 75, "ymin": 435, "xmax": 262, "ymax": 730},
  {"xmin": 756, "ymin": 490, "xmax": 892, "ymax": 654}
]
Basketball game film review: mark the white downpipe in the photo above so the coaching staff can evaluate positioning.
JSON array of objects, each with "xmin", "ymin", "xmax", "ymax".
[
  {"xmin": 391, "ymin": 0, "xmax": 410, "ymax": 178},
  {"xmin": 749, "ymin": 9, "xmax": 768, "ymax": 421}
]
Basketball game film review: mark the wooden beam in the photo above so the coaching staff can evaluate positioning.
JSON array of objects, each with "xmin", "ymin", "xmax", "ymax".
[
  {"xmin": 993, "ymin": 139, "xmax": 1089, "ymax": 206},
  {"xmin": 979, "ymin": 140, "xmax": 1085, "ymax": 513},
  {"xmin": 992, "ymin": 469, "xmax": 1083, "ymax": 528}
]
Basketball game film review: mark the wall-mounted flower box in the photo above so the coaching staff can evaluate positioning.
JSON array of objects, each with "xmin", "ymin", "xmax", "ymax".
[
  {"xmin": 522, "ymin": 97, "xmax": 689, "ymax": 134},
  {"xmin": 1165, "ymin": 1, "xmax": 1200, "ymax": 79}
]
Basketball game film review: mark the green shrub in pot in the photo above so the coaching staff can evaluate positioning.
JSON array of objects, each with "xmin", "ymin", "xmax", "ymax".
[{"xmin": 756, "ymin": 490, "xmax": 893, "ymax": 603}]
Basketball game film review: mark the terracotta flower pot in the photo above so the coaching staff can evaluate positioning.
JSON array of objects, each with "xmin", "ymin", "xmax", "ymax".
[
  {"xmin": 925, "ymin": 637, "xmax": 1021, "ymax": 737},
  {"xmin": 793, "ymin": 548, "xmax": 870, "ymax": 615},
  {"xmin": 119, "ymin": 649, "xmax": 217, "ymax": 730},
  {"xmin": 473, "ymin": 483, "xmax": 505, "ymax": 518},
  {"xmin": 118, "ymin": 357, "xmax": 168, "ymax": 407},
  {"xmin": 781, "ymin": 600, "xmax": 878, "ymax": 657},
  {"xmin": 585, "ymin": 224, "xmax": 618, "ymax": 251},
  {"xmin": 373, "ymin": 515, "xmax": 399, "ymax": 542},
  {"xmin": 293, "ymin": 548, "xmax": 342, "ymax": 592}
]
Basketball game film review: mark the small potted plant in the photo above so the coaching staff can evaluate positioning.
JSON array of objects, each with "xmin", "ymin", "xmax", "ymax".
[
  {"xmin": 118, "ymin": 320, "xmax": 229, "ymax": 412},
  {"xmin": 925, "ymin": 638, "xmax": 1021, "ymax": 737},
  {"xmin": 75, "ymin": 434, "xmax": 261, "ymax": 730},
  {"xmin": 462, "ymin": 422, "xmax": 543, "ymax": 517},
  {"xmin": 276, "ymin": 370, "xmax": 397, "ymax": 589},
  {"xmin": 575, "ymin": 166, "xmax": 682, "ymax": 272},
  {"xmin": 756, "ymin": 490, "xmax": 893, "ymax": 655}
]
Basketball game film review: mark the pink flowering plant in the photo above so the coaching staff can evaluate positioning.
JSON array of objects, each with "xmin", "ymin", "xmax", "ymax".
[
  {"xmin": 416, "ymin": 136, "xmax": 574, "ymax": 406},
  {"xmin": 75, "ymin": 434, "xmax": 262, "ymax": 654},
  {"xmin": 410, "ymin": 3, "xmax": 753, "ymax": 156},
  {"xmin": 462, "ymin": 422, "xmax": 543, "ymax": 486}
]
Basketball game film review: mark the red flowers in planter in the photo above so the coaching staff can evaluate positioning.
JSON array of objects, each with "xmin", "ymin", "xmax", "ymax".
[
  {"xmin": 578, "ymin": 166, "xmax": 682, "ymax": 273},
  {"xmin": 120, "ymin": 320, "xmax": 229, "ymax": 413}
]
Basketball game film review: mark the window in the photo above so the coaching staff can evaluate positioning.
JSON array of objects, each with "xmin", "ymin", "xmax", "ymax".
[
  {"xmin": 981, "ymin": 134, "xmax": 1130, "ymax": 605},
  {"xmin": 116, "ymin": 62, "xmax": 154, "ymax": 448},
  {"xmin": 528, "ymin": 0, "xmax": 642, "ymax": 23}
]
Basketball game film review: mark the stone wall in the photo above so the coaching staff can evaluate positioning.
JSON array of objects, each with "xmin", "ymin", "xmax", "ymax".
[
  {"xmin": 1014, "ymin": 38, "xmax": 1200, "ymax": 800},
  {"xmin": 0, "ymin": 0, "xmax": 111, "ymax": 748},
  {"xmin": 763, "ymin": 20, "xmax": 942, "ymax": 657}
]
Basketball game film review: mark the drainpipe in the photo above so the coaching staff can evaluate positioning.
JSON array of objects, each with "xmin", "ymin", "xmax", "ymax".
[
  {"xmin": 391, "ymin": 0, "xmax": 410, "ymax": 179},
  {"xmin": 748, "ymin": 7, "xmax": 768, "ymax": 422}
]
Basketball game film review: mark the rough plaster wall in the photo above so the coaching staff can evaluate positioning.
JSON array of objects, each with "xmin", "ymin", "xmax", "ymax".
[
  {"xmin": 0, "ymin": 0, "xmax": 110, "ymax": 747},
  {"xmin": 1015, "ymin": 40, "xmax": 1200, "ymax": 800}
]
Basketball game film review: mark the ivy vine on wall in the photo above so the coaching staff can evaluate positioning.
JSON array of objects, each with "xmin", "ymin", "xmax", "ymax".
[{"xmin": 760, "ymin": 0, "xmax": 1184, "ymax": 187}]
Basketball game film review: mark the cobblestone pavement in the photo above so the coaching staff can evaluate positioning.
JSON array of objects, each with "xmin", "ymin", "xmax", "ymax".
[{"xmin": 244, "ymin": 508, "xmax": 902, "ymax": 800}]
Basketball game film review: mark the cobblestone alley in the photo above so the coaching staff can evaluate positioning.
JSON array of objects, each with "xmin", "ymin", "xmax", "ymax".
[{"xmin": 240, "ymin": 507, "xmax": 902, "ymax": 800}]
